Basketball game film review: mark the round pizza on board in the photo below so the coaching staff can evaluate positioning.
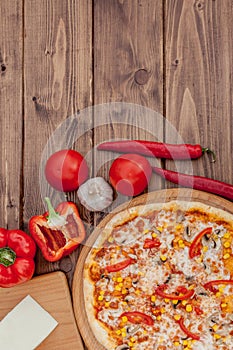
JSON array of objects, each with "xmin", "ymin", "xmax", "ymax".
[{"xmin": 80, "ymin": 192, "xmax": 233, "ymax": 350}]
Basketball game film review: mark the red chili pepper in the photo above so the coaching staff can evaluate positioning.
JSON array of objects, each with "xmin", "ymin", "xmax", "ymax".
[
  {"xmin": 189, "ymin": 227, "xmax": 212, "ymax": 259},
  {"xmin": 152, "ymin": 167, "xmax": 233, "ymax": 201},
  {"xmin": 98, "ymin": 140, "xmax": 216, "ymax": 161},
  {"xmin": 203, "ymin": 279, "xmax": 233, "ymax": 293},
  {"xmin": 143, "ymin": 238, "xmax": 161, "ymax": 249},
  {"xmin": 0, "ymin": 228, "xmax": 36, "ymax": 288},
  {"xmin": 120, "ymin": 311, "xmax": 154, "ymax": 326},
  {"xmin": 155, "ymin": 285, "xmax": 194, "ymax": 300},
  {"xmin": 105, "ymin": 258, "xmax": 134, "ymax": 273},
  {"xmin": 176, "ymin": 316, "xmax": 200, "ymax": 340},
  {"xmin": 28, "ymin": 197, "xmax": 86, "ymax": 262}
]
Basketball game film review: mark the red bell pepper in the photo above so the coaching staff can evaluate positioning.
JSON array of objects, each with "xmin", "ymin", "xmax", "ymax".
[
  {"xmin": 203, "ymin": 279, "xmax": 233, "ymax": 293},
  {"xmin": 29, "ymin": 198, "xmax": 86, "ymax": 262},
  {"xmin": 143, "ymin": 238, "xmax": 161, "ymax": 249},
  {"xmin": 189, "ymin": 227, "xmax": 212, "ymax": 259},
  {"xmin": 155, "ymin": 284, "xmax": 194, "ymax": 300},
  {"xmin": 105, "ymin": 258, "xmax": 134, "ymax": 273},
  {"xmin": 120, "ymin": 311, "xmax": 154, "ymax": 326},
  {"xmin": 176, "ymin": 316, "xmax": 200, "ymax": 340},
  {"xmin": 0, "ymin": 228, "xmax": 36, "ymax": 288}
]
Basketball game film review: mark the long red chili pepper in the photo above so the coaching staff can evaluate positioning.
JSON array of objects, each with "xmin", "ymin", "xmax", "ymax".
[
  {"xmin": 189, "ymin": 227, "xmax": 212, "ymax": 259},
  {"xmin": 98, "ymin": 140, "xmax": 216, "ymax": 161},
  {"xmin": 155, "ymin": 284, "xmax": 194, "ymax": 300},
  {"xmin": 152, "ymin": 167, "xmax": 233, "ymax": 201}
]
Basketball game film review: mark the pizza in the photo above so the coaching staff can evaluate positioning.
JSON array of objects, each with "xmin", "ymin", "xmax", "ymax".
[{"xmin": 83, "ymin": 201, "xmax": 233, "ymax": 350}]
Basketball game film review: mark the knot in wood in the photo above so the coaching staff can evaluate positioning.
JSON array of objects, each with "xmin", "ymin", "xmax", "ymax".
[
  {"xmin": 134, "ymin": 69, "xmax": 149, "ymax": 85},
  {"xmin": 1, "ymin": 64, "xmax": 6, "ymax": 72}
]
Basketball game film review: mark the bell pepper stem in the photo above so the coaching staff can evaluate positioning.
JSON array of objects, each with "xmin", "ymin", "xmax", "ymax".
[
  {"xmin": 45, "ymin": 197, "xmax": 67, "ymax": 227},
  {"xmin": 0, "ymin": 247, "xmax": 16, "ymax": 267}
]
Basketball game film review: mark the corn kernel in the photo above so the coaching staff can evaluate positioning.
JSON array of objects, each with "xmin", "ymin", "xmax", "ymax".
[
  {"xmin": 121, "ymin": 316, "xmax": 128, "ymax": 323},
  {"xmin": 108, "ymin": 236, "xmax": 114, "ymax": 242},
  {"xmin": 174, "ymin": 314, "xmax": 181, "ymax": 321},
  {"xmin": 221, "ymin": 303, "xmax": 227, "ymax": 308},
  {"xmin": 143, "ymin": 330, "xmax": 147, "ymax": 334},
  {"xmin": 130, "ymin": 337, "xmax": 136, "ymax": 342},
  {"xmin": 216, "ymin": 292, "xmax": 221, "ymax": 298},
  {"xmin": 98, "ymin": 295, "xmax": 104, "ymax": 301},
  {"xmin": 135, "ymin": 289, "xmax": 141, "ymax": 295},
  {"xmin": 176, "ymin": 224, "xmax": 182, "ymax": 230},
  {"xmin": 161, "ymin": 307, "xmax": 166, "ymax": 314},
  {"xmin": 99, "ymin": 290, "xmax": 105, "ymax": 295},
  {"xmin": 214, "ymin": 334, "xmax": 221, "ymax": 339},
  {"xmin": 212, "ymin": 324, "xmax": 218, "ymax": 332},
  {"xmin": 223, "ymin": 253, "xmax": 230, "ymax": 259},
  {"xmin": 224, "ymin": 241, "xmax": 231, "ymax": 248},
  {"xmin": 224, "ymin": 233, "xmax": 230, "ymax": 239},
  {"xmin": 151, "ymin": 295, "xmax": 156, "ymax": 302},
  {"xmin": 164, "ymin": 298, "xmax": 170, "ymax": 303},
  {"xmin": 105, "ymin": 302, "xmax": 110, "ymax": 307},
  {"xmin": 152, "ymin": 232, "xmax": 157, "ymax": 238},
  {"xmin": 116, "ymin": 329, "xmax": 121, "ymax": 335},
  {"xmin": 117, "ymin": 277, "xmax": 123, "ymax": 283},
  {"xmin": 122, "ymin": 301, "xmax": 127, "ymax": 305},
  {"xmin": 186, "ymin": 304, "xmax": 193, "ymax": 312},
  {"xmin": 182, "ymin": 300, "xmax": 188, "ymax": 306},
  {"xmin": 174, "ymin": 341, "xmax": 180, "ymax": 346},
  {"xmin": 157, "ymin": 315, "xmax": 162, "ymax": 321},
  {"xmin": 143, "ymin": 229, "xmax": 149, "ymax": 234},
  {"xmin": 178, "ymin": 239, "xmax": 184, "ymax": 245},
  {"xmin": 128, "ymin": 342, "xmax": 134, "ymax": 347},
  {"xmin": 202, "ymin": 246, "xmax": 208, "ymax": 252},
  {"xmin": 160, "ymin": 255, "xmax": 167, "ymax": 261},
  {"xmin": 122, "ymin": 289, "xmax": 128, "ymax": 294},
  {"xmin": 115, "ymin": 285, "xmax": 122, "ymax": 291},
  {"xmin": 183, "ymin": 340, "xmax": 188, "ymax": 345},
  {"xmin": 172, "ymin": 300, "xmax": 179, "ymax": 305},
  {"xmin": 156, "ymin": 226, "xmax": 163, "ymax": 232}
]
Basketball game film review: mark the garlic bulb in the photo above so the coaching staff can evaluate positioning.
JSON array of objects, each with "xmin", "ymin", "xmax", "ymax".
[{"xmin": 77, "ymin": 177, "xmax": 113, "ymax": 212}]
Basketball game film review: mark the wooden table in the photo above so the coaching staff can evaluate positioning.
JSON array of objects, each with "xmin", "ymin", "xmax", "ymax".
[{"xmin": 0, "ymin": 0, "xmax": 232, "ymax": 348}]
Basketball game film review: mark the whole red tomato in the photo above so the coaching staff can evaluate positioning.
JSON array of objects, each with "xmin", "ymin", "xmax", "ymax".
[
  {"xmin": 109, "ymin": 153, "xmax": 152, "ymax": 196},
  {"xmin": 45, "ymin": 149, "xmax": 89, "ymax": 192}
]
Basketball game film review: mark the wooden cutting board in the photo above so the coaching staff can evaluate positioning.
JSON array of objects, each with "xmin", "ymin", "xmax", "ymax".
[
  {"xmin": 72, "ymin": 188, "xmax": 233, "ymax": 350},
  {"xmin": 0, "ymin": 271, "xmax": 84, "ymax": 350}
]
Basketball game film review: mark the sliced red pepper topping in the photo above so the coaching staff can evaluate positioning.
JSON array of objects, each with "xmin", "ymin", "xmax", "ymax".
[
  {"xmin": 189, "ymin": 227, "xmax": 212, "ymax": 259},
  {"xmin": 203, "ymin": 279, "xmax": 233, "ymax": 293},
  {"xmin": 176, "ymin": 317, "xmax": 200, "ymax": 341},
  {"xmin": 105, "ymin": 258, "xmax": 134, "ymax": 273},
  {"xmin": 120, "ymin": 311, "xmax": 154, "ymax": 326},
  {"xmin": 194, "ymin": 306, "xmax": 204, "ymax": 316},
  {"xmin": 143, "ymin": 238, "xmax": 161, "ymax": 249},
  {"xmin": 155, "ymin": 285, "xmax": 194, "ymax": 300}
]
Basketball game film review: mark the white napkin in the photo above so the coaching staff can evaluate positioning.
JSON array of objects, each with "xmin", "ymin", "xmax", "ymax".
[{"xmin": 0, "ymin": 295, "xmax": 58, "ymax": 350}]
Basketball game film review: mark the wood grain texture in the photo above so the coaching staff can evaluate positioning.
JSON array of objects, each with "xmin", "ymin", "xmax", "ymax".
[
  {"xmin": 0, "ymin": 1, "xmax": 23, "ymax": 228},
  {"xmin": 0, "ymin": 272, "xmax": 84, "ymax": 350},
  {"xmin": 23, "ymin": 0, "xmax": 93, "ymax": 284},
  {"xmin": 165, "ymin": 0, "xmax": 233, "ymax": 184},
  {"xmin": 73, "ymin": 188, "xmax": 233, "ymax": 350},
  {"xmin": 93, "ymin": 0, "xmax": 164, "ymax": 227}
]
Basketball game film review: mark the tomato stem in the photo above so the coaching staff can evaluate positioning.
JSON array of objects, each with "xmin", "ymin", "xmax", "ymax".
[{"xmin": 0, "ymin": 247, "xmax": 16, "ymax": 267}]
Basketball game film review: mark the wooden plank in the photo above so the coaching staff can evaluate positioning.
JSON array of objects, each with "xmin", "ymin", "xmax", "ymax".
[
  {"xmin": 0, "ymin": 1, "xmax": 23, "ymax": 228},
  {"xmin": 165, "ymin": 0, "xmax": 233, "ymax": 186},
  {"xmin": 93, "ymin": 0, "xmax": 164, "ymax": 226},
  {"xmin": 23, "ymin": 0, "xmax": 93, "ymax": 285},
  {"xmin": 0, "ymin": 272, "xmax": 84, "ymax": 349}
]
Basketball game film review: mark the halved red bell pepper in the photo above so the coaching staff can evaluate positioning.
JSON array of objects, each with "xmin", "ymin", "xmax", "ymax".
[
  {"xmin": 120, "ymin": 311, "xmax": 154, "ymax": 326},
  {"xmin": 176, "ymin": 316, "xmax": 200, "ymax": 340},
  {"xmin": 0, "ymin": 228, "xmax": 36, "ymax": 288},
  {"xmin": 29, "ymin": 198, "xmax": 86, "ymax": 262},
  {"xmin": 105, "ymin": 258, "xmax": 134, "ymax": 273},
  {"xmin": 143, "ymin": 238, "xmax": 161, "ymax": 249},
  {"xmin": 155, "ymin": 284, "xmax": 194, "ymax": 300},
  {"xmin": 189, "ymin": 227, "xmax": 212, "ymax": 259}
]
